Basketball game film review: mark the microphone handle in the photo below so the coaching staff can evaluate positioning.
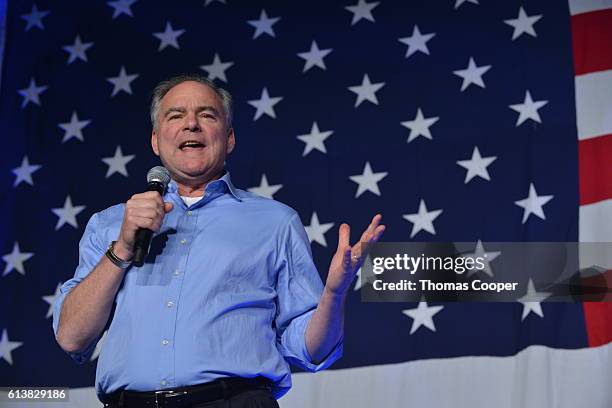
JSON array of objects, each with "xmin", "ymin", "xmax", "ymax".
[{"xmin": 132, "ymin": 181, "xmax": 166, "ymax": 267}]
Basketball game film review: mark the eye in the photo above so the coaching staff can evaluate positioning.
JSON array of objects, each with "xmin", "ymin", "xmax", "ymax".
[
  {"xmin": 168, "ymin": 114, "xmax": 181, "ymax": 120},
  {"xmin": 201, "ymin": 112, "xmax": 217, "ymax": 121}
]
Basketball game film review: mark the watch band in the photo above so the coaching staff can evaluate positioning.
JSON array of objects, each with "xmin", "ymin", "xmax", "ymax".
[{"xmin": 105, "ymin": 241, "xmax": 132, "ymax": 269}]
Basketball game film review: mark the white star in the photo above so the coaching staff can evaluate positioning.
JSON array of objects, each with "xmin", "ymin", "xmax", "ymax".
[
  {"xmin": 353, "ymin": 256, "xmax": 375, "ymax": 291},
  {"xmin": 353, "ymin": 256, "xmax": 376, "ymax": 291},
  {"xmin": 509, "ymin": 90, "xmax": 548, "ymax": 126},
  {"xmin": 518, "ymin": 279, "xmax": 551, "ymax": 320},
  {"xmin": 20, "ymin": 4, "xmax": 50, "ymax": 31},
  {"xmin": 42, "ymin": 282, "xmax": 63, "ymax": 319},
  {"xmin": 247, "ymin": 9, "xmax": 280, "ymax": 39},
  {"xmin": 464, "ymin": 240, "xmax": 501, "ymax": 278},
  {"xmin": 204, "ymin": 0, "xmax": 226, "ymax": 5},
  {"xmin": 398, "ymin": 26, "xmax": 436, "ymax": 58},
  {"xmin": 456, "ymin": 146, "xmax": 497, "ymax": 183},
  {"xmin": 304, "ymin": 212, "xmax": 334, "ymax": 247},
  {"xmin": 107, "ymin": 0, "xmax": 137, "ymax": 19},
  {"xmin": 58, "ymin": 111, "xmax": 91, "ymax": 143},
  {"xmin": 455, "ymin": 0, "xmax": 478, "ymax": 9},
  {"xmin": 107, "ymin": 66, "xmax": 139, "ymax": 97},
  {"xmin": 345, "ymin": 0, "xmax": 380, "ymax": 25},
  {"xmin": 18, "ymin": 78, "xmax": 47, "ymax": 108},
  {"xmin": 514, "ymin": 183, "xmax": 554, "ymax": 224},
  {"xmin": 51, "ymin": 196, "xmax": 86, "ymax": 230},
  {"xmin": 402, "ymin": 200, "xmax": 443, "ymax": 238},
  {"xmin": 504, "ymin": 7, "xmax": 542, "ymax": 40},
  {"xmin": 0, "ymin": 330, "xmax": 23, "ymax": 365},
  {"xmin": 453, "ymin": 57, "xmax": 491, "ymax": 91},
  {"xmin": 91, "ymin": 330, "xmax": 108, "ymax": 361},
  {"xmin": 200, "ymin": 53, "xmax": 234, "ymax": 82},
  {"xmin": 12, "ymin": 156, "xmax": 42, "ymax": 187},
  {"xmin": 402, "ymin": 301, "xmax": 444, "ymax": 334},
  {"xmin": 247, "ymin": 88, "xmax": 283, "ymax": 120},
  {"xmin": 63, "ymin": 35, "xmax": 94, "ymax": 64},
  {"xmin": 297, "ymin": 122, "xmax": 333, "ymax": 156},
  {"xmin": 153, "ymin": 22, "xmax": 185, "ymax": 51},
  {"xmin": 348, "ymin": 74, "xmax": 385, "ymax": 107},
  {"xmin": 2, "ymin": 243, "xmax": 34, "ymax": 277},
  {"xmin": 102, "ymin": 146, "xmax": 135, "ymax": 178},
  {"xmin": 400, "ymin": 108, "xmax": 439, "ymax": 142},
  {"xmin": 297, "ymin": 41, "xmax": 333, "ymax": 72},
  {"xmin": 248, "ymin": 174, "xmax": 283, "ymax": 199},
  {"xmin": 349, "ymin": 162, "xmax": 388, "ymax": 198}
]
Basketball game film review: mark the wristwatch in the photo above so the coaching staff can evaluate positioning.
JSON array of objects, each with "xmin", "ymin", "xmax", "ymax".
[{"xmin": 105, "ymin": 241, "xmax": 133, "ymax": 269}]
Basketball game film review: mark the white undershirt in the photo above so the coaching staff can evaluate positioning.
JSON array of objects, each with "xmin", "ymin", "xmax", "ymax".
[{"xmin": 180, "ymin": 195, "xmax": 203, "ymax": 206}]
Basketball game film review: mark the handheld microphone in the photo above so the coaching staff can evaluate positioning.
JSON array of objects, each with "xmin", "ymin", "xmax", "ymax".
[{"xmin": 132, "ymin": 166, "xmax": 171, "ymax": 267}]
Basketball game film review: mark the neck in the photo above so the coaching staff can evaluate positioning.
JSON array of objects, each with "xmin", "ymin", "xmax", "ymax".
[{"xmin": 175, "ymin": 169, "xmax": 224, "ymax": 197}]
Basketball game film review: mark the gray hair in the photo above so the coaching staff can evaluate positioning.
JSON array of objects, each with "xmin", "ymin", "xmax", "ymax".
[{"xmin": 150, "ymin": 74, "xmax": 233, "ymax": 130}]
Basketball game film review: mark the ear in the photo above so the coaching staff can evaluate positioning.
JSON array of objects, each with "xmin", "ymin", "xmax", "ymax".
[
  {"xmin": 151, "ymin": 129, "xmax": 160, "ymax": 156},
  {"xmin": 226, "ymin": 128, "xmax": 236, "ymax": 154}
]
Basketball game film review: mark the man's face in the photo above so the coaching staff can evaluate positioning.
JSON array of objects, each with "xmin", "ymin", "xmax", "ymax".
[{"xmin": 151, "ymin": 81, "xmax": 235, "ymax": 185}]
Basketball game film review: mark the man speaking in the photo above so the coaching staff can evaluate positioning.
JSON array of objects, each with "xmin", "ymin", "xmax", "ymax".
[{"xmin": 52, "ymin": 75, "xmax": 385, "ymax": 407}]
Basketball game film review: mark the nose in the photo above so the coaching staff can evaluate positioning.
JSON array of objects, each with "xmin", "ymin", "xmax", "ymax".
[{"xmin": 183, "ymin": 112, "xmax": 201, "ymax": 132}]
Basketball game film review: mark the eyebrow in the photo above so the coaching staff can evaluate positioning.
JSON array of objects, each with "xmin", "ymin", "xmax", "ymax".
[{"xmin": 164, "ymin": 105, "xmax": 221, "ymax": 118}]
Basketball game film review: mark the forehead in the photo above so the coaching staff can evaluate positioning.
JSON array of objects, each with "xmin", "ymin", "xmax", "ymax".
[{"xmin": 161, "ymin": 81, "xmax": 223, "ymax": 110}]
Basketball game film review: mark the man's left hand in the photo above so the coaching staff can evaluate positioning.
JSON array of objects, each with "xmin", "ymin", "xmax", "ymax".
[{"xmin": 324, "ymin": 214, "xmax": 385, "ymax": 297}]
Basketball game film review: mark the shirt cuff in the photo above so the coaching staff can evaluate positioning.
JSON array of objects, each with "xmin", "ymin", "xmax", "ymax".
[{"xmin": 280, "ymin": 310, "xmax": 344, "ymax": 372}]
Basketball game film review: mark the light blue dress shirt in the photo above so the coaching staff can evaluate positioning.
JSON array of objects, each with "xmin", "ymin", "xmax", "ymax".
[{"xmin": 52, "ymin": 172, "xmax": 342, "ymax": 399}]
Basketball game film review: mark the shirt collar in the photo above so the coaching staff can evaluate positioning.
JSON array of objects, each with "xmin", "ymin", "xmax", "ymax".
[
  {"xmin": 216, "ymin": 171, "xmax": 242, "ymax": 202},
  {"xmin": 166, "ymin": 170, "xmax": 242, "ymax": 202}
]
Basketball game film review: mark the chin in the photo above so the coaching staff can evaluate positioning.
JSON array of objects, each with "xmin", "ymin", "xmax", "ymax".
[{"xmin": 181, "ymin": 166, "xmax": 217, "ymax": 179}]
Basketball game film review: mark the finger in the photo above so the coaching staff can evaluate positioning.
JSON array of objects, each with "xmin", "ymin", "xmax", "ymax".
[
  {"xmin": 133, "ymin": 190, "xmax": 164, "ymax": 202},
  {"xmin": 371, "ymin": 225, "xmax": 386, "ymax": 242},
  {"xmin": 350, "ymin": 242, "xmax": 368, "ymax": 265},
  {"xmin": 129, "ymin": 215, "xmax": 161, "ymax": 231},
  {"xmin": 129, "ymin": 197, "xmax": 164, "ymax": 211},
  {"xmin": 127, "ymin": 208, "xmax": 160, "ymax": 221},
  {"xmin": 164, "ymin": 202, "xmax": 174, "ymax": 213},
  {"xmin": 343, "ymin": 246, "xmax": 352, "ymax": 269},
  {"xmin": 359, "ymin": 214, "xmax": 382, "ymax": 243},
  {"xmin": 337, "ymin": 223, "xmax": 350, "ymax": 254},
  {"xmin": 354, "ymin": 223, "xmax": 386, "ymax": 265},
  {"xmin": 142, "ymin": 191, "xmax": 164, "ymax": 200}
]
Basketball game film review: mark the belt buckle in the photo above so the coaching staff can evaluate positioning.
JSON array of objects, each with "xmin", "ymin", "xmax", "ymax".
[{"xmin": 154, "ymin": 389, "xmax": 187, "ymax": 408}]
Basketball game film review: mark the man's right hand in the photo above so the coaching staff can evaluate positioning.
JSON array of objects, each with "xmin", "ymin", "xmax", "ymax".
[{"xmin": 115, "ymin": 191, "xmax": 174, "ymax": 260}]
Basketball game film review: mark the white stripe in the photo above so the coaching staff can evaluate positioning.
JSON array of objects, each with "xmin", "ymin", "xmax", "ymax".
[
  {"xmin": 1, "ymin": 344, "xmax": 610, "ymax": 408},
  {"xmin": 580, "ymin": 199, "xmax": 612, "ymax": 242},
  {"xmin": 281, "ymin": 343, "xmax": 612, "ymax": 408},
  {"xmin": 575, "ymin": 70, "xmax": 612, "ymax": 140},
  {"xmin": 569, "ymin": 0, "xmax": 612, "ymax": 15}
]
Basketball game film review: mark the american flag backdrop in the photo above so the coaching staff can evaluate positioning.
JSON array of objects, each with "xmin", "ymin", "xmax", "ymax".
[{"xmin": 1, "ymin": 0, "xmax": 611, "ymax": 407}]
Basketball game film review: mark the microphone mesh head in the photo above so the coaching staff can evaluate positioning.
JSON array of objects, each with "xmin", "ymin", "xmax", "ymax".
[{"xmin": 147, "ymin": 166, "xmax": 171, "ymax": 187}]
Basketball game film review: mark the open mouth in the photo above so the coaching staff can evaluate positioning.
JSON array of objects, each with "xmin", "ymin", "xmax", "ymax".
[{"xmin": 179, "ymin": 141, "xmax": 206, "ymax": 150}]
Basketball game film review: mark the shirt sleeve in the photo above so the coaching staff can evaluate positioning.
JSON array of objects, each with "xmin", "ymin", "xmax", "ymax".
[
  {"xmin": 274, "ymin": 212, "xmax": 343, "ymax": 372},
  {"xmin": 52, "ymin": 212, "xmax": 106, "ymax": 364}
]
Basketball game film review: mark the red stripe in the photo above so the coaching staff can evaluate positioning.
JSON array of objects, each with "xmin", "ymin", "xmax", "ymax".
[
  {"xmin": 579, "ymin": 133, "xmax": 612, "ymax": 205},
  {"xmin": 582, "ymin": 270, "xmax": 612, "ymax": 347},
  {"xmin": 584, "ymin": 302, "xmax": 612, "ymax": 347},
  {"xmin": 571, "ymin": 8, "xmax": 612, "ymax": 75}
]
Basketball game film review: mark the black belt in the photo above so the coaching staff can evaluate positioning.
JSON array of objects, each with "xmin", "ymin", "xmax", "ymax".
[{"xmin": 100, "ymin": 377, "xmax": 272, "ymax": 408}]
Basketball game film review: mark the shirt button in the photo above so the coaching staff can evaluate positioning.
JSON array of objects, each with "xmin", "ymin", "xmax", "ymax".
[
  {"xmin": 187, "ymin": 211, "xmax": 193, "ymax": 216},
  {"xmin": 167, "ymin": 301, "xmax": 174, "ymax": 308},
  {"xmin": 161, "ymin": 380, "xmax": 167, "ymax": 386},
  {"xmin": 162, "ymin": 339, "xmax": 169, "ymax": 345},
  {"xmin": 180, "ymin": 239, "xmax": 187, "ymax": 245},
  {"xmin": 173, "ymin": 270, "xmax": 181, "ymax": 276}
]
